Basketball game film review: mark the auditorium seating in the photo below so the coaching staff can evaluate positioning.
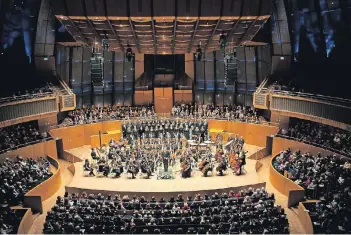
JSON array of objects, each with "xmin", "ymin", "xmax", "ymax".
[
  {"xmin": 0, "ymin": 82, "xmax": 54, "ymax": 104},
  {"xmin": 0, "ymin": 206, "xmax": 23, "ymax": 234},
  {"xmin": 279, "ymin": 118, "xmax": 351, "ymax": 156},
  {"xmin": 0, "ymin": 121, "xmax": 50, "ymax": 153},
  {"xmin": 0, "ymin": 156, "xmax": 53, "ymax": 233},
  {"xmin": 59, "ymin": 105, "xmax": 156, "ymax": 127},
  {"xmin": 171, "ymin": 103, "xmax": 259, "ymax": 123},
  {"xmin": 273, "ymin": 149, "xmax": 351, "ymax": 200},
  {"xmin": 0, "ymin": 156, "xmax": 52, "ymax": 206},
  {"xmin": 305, "ymin": 192, "xmax": 351, "ymax": 234},
  {"xmin": 43, "ymin": 188, "xmax": 289, "ymax": 234}
]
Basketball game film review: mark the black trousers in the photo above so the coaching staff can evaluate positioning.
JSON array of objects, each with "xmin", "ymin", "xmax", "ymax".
[{"xmin": 163, "ymin": 159, "xmax": 169, "ymax": 172}]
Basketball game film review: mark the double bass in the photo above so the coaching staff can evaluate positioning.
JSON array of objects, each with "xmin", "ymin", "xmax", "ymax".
[{"xmin": 181, "ymin": 158, "xmax": 192, "ymax": 178}]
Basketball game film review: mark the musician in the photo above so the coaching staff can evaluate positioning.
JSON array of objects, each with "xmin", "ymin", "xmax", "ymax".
[
  {"xmin": 216, "ymin": 155, "xmax": 227, "ymax": 176},
  {"xmin": 162, "ymin": 150, "xmax": 170, "ymax": 172},
  {"xmin": 83, "ymin": 159, "xmax": 95, "ymax": 176},
  {"xmin": 237, "ymin": 151, "xmax": 247, "ymax": 175},
  {"xmin": 199, "ymin": 155, "xmax": 212, "ymax": 177},
  {"xmin": 127, "ymin": 159, "xmax": 138, "ymax": 179},
  {"xmin": 181, "ymin": 157, "xmax": 192, "ymax": 178},
  {"xmin": 91, "ymin": 148, "xmax": 100, "ymax": 162}
]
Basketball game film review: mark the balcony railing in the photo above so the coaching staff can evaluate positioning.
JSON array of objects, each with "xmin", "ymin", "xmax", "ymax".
[
  {"xmin": 0, "ymin": 96, "xmax": 59, "ymax": 125},
  {"xmin": 254, "ymin": 81, "xmax": 351, "ymax": 126}
]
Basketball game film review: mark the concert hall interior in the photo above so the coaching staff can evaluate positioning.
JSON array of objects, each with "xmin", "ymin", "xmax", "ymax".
[{"xmin": 1, "ymin": 0, "xmax": 351, "ymax": 234}]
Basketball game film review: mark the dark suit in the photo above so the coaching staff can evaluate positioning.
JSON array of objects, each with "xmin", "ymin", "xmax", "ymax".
[{"xmin": 162, "ymin": 151, "xmax": 170, "ymax": 172}]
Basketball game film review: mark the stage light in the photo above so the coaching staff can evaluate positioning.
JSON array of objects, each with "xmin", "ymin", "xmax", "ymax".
[
  {"xmin": 102, "ymin": 32, "xmax": 109, "ymax": 51},
  {"xmin": 126, "ymin": 44, "xmax": 133, "ymax": 62},
  {"xmin": 219, "ymin": 33, "xmax": 227, "ymax": 50},
  {"xmin": 195, "ymin": 45, "xmax": 202, "ymax": 61}
]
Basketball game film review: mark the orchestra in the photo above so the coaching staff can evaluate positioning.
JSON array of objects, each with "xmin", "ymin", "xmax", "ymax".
[{"xmin": 84, "ymin": 119, "xmax": 249, "ymax": 179}]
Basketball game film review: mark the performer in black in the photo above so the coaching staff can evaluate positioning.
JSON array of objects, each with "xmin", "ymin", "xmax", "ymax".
[{"xmin": 162, "ymin": 150, "xmax": 170, "ymax": 172}]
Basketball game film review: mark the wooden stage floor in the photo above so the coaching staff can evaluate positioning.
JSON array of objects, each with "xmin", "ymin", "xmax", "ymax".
[{"xmin": 66, "ymin": 144, "xmax": 265, "ymax": 198}]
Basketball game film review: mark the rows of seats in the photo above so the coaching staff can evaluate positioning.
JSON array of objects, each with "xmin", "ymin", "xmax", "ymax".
[
  {"xmin": 44, "ymin": 188, "xmax": 289, "ymax": 234},
  {"xmin": 0, "ymin": 156, "xmax": 52, "ymax": 206},
  {"xmin": 0, "ymin": 82, "xmax": 54, "ymax": 104},
  {"xmin": 273, "ymin": 149, "xmax": 351, "ymax": 200},
  {"xmin": 305, "ymin": 190, "xmax": 351, "ymax": 234},
  {"xmin": 0, "ymin": 121, "xmax": 49, "ymax": 153},
  {"xmin": 59, "ymin": 105, "xmax": 156, "ymax": 127},
  {"xmin": 280, "ymin": 118, "xmax": 351, "ymax": 156},
  {"xmin": 0, "ymin": 156, "xmax": 52, "ymax": 234},
  {"xmin": 171, "ymin": 103, "xmax": 259, "ymax": 123}
]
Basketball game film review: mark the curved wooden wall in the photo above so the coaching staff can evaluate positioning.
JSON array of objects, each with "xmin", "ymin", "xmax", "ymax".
[
  {"xmin": 269, "ymin": 136, "xmax": 347, "ymax": 208},
  {"xmin": 50, "ymin": 120, "xmax": 278, "ymax": 150},
  {"xmin": 269, "ymin": 156, "xmax": 305, "ymax": 207},
  {"xmin": 16, "ymin": 208, "xmax": 34, "ymax": 234},
  {"xmin": 25, "ymin": 156, "xmax": 62, "ymax": 201},
  {"xmin": 208, "ymin": 120, "xmax": 279, "ymax": 147},
  {"xmin": 272, "ymin": 137, "xmax": 347, "ymax": 159},
  {"xmin": 298, "ymin": 202, "xmax": 314, "ymax": 234},
  {"xmin": 0, "ymin": 139, "xmax": 58, "ymax": 162},
  {"xmin": 49, "ymin": 121, "xmax": 123, "ymax": 150}
]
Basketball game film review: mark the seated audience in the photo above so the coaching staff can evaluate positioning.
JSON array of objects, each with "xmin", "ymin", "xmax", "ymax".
[
  {"xmin": 308, "ymin": 190, "xmax": 351, "ymax": 234},
  {"xmin": 44, "ymin": 188, "xmax": 289, "ymax": 234},
  {"xmin": 281, "ymin": 118, "xmax": 351, "ymax": 156},
  {"xmin": 0, "ymin": 206, "xmax": 23, "ymax": 234},
  {"xmin": 0, "ymin": 82, "xmax": 54, "ymax": 104},
  {"xmin": 0, "ymin": 156, "xmax": 52, "ymax": 233},
  {"xmin": 60, "ymin": 105, "xmax": 155, "ymax": 126},
  {"xmin": 171, "ymin": 103, "xmax": 259, "ymax": 123},
  {"xmin": 0, "ymin": 122, "xmax": 49, "ymax": 153},
  {"xmin": 273, "ymin": 149, "xmax": 351, "ymax": 200},
  {"xmin": 0, "ymin": 156, "xmax": 52, "ymax": 206}
]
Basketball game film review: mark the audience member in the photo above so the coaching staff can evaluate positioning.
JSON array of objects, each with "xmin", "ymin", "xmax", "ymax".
[
  {"xmin": 273, "ymin": 149, "xmax": 351, "ymax": 200},
  {"xmin": 0, "ymin": 82, "xmax": 54, "ymax": 104},
  {"xmin": 0, "ymin": 122, "xmax": 49, "ymax": 153},
  {"xmin": 60, "ymin": 105, "xmax": 155, "ymax": 127},
  {"xmin": 0, "ymin": 156, "xmax": 52, "ymax": 206},
  {"xmin": 171, "ymin": 103, "xmax": 259, "ymax": 123},
  {"xmin": 44, "ymin": 188, "xmax": 289, "ymax": 234},
  {"xmin": 281, "ymin": 118, "xmax": 351, "ymax": 156},
  {"xmin": 308, "ymin": 190, "xmax": 351, "ymax": 234}
]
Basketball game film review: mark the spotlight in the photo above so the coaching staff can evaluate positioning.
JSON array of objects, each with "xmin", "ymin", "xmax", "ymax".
[
  {"xmin": 219, "ymin": 33, "xmax": 227, "ymax": 50},
  {"xmin": 126, "ymin": 44, "xmax": 133, "ymax": 62},
  {"xmin": 102, "ymin": 32, "xmax": 109, "ymax": 51},
  {"xmin": 195, "ymin": 45, "xmax": 202, "ymax": 61}
]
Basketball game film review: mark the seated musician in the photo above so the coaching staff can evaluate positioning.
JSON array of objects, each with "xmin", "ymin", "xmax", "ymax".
[
  {"xmin": 83, "ymin": 159, "xmax": 95, "ymax": 176},
  {"xmin": 127, "ymin": 159, "xmax": 138, "ymax": 179},
  {"xmin": 91, "ymin": 148, "xmax": 99, "ymax": 161}
]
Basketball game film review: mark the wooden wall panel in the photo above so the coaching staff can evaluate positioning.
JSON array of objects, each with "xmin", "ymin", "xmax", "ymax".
[
  {"xmin": 208, "ymin": 121, "xmax": 279, "ymax": 147},
  {"xmin": 101, "ymin": 121, "xmax": 122, "ymax": 133},
  {"xmin": 272, "ymin": 137, "xmax": 345, "ymax": 158},
  {"xmin": 25, "ymin": 156, "xmax": 62, "ymax": 201},
  {"xmin": 83, "ymin": 122, "xmax": 103, "ymax": 145},
  {"xmin": 50, "ymin": 125, "xmax": 85, "ymax": 150},
  {"xmin": 0, "ymin": 140, "xmax": 57, "ymax": 161}
]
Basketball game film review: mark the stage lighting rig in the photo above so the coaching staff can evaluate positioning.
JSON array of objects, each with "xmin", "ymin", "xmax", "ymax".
[
  {"xmin": 102, "ymin": 32, "xmax": 109, "ymax": 51},
  {"xmin": 126, "ymin": 44, "xmax": 133, "ymax": 62},
  {"xmin": 195, "ymin": 45, "xmax": 202, "ymax": 61},
  {"xmin": 219, "ymin": 33, "xmax": 227, "ymax": 51}
]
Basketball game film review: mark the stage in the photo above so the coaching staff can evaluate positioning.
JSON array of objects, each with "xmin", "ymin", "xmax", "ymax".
[{"xmin": 65, "ymin": 144, "xmax": 266, "ymax": 199}]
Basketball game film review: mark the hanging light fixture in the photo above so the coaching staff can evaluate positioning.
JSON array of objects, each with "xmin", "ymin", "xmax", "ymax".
[{"xmin": 195, "ymin": 44, "xmax": 202, "ymax": 61}]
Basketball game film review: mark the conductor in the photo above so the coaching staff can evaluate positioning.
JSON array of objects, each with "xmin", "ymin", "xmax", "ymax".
[{"xmin": 162, "ymin": 150, "xmax": 170, "ymax": 172}]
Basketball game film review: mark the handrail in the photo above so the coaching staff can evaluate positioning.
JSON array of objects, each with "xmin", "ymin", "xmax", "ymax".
[
  {"xmin": 271, "ymin": 90, "xmax": 351, "ymax": 107},
  {"xmin": 0, "ymin": 91, "xmax": 55, "ymax": 104}
]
